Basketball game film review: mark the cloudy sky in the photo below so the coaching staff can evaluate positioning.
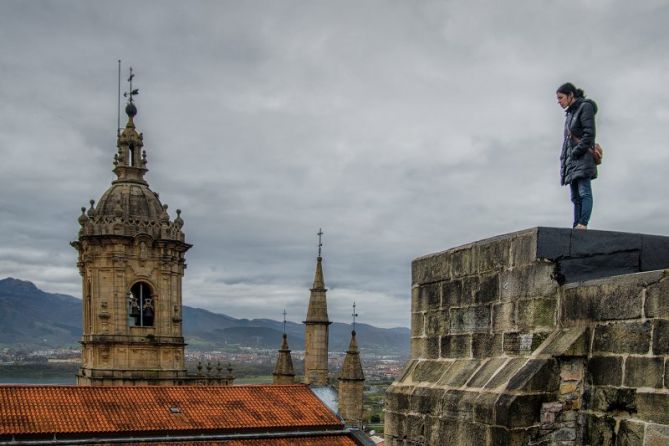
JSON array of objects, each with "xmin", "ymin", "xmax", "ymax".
[{"xmin": 1, "ymin": 1, "xmax": 668, "ymax": 328}]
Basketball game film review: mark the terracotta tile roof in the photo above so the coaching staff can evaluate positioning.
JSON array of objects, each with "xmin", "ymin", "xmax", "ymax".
[
  {"xmin": 0, "ymin": 384, "xmax": 343, "ymax": 438},
  {"xmin": 111, "ymin": 437, "xmax": 358, "ymax": 445}
]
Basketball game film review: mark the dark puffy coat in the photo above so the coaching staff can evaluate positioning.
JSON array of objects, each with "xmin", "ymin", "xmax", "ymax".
[{"xmin": 560, "ymin": 97, "xmax": 598, "ymax": 185}]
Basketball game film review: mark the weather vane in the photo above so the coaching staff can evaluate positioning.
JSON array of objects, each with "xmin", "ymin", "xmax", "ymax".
[
  {"xmin": 352, "ymin": 301, "xmax": 358, "ymax": 331},
  {"xmin": 123, "ymin": 67, "xmax": 139, "ymax": 103},
  {"xmin": 317, "ymin": 228, "xmax": 324, "ymax": 257},
  {"xmin": 282, "ymin": 308, "xmax": 287, "ymax": 334}
]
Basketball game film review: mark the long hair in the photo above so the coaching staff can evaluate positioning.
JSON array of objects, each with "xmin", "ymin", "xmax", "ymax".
[{"xmin": 557, "ymin": 82, "xmax": 584, "ymax": 98}]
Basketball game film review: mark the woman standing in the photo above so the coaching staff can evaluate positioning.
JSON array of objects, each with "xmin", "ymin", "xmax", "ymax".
[{"xmin": 557, "ymin": 82, "xmax": 598, "ymax": 229}]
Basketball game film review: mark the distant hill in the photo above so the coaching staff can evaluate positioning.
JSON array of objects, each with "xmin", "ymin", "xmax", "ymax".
[{"xmin": 0, "ymin": 278, "xmax": 409, "ymax": 354}]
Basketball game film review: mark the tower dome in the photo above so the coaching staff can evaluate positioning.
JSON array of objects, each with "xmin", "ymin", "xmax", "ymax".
[
  {"xmin": 76, "ymin": 92, "xmax": 186, "ymax": 242},
  {"xmin": 96, "ymin": 183, "xmax": 165, "ymax": 224}
]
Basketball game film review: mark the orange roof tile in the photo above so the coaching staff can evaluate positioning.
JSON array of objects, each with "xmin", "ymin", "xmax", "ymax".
[
  {"xmin": 111, "ymin": 437, "xmax": 358, "ymax": 445},
  {"xmin": 0, "ymin": 384, "xmax": 343, "ymax": 438}
]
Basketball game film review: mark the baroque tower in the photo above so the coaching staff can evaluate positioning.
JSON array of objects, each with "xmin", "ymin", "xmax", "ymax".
[
  {"xmin": 72, "ymin": 72, "xmax": 191, "ymax": 385},
  {"xmin": 303, "ymin": 230, "xmax": 331, "ymax": 385}
]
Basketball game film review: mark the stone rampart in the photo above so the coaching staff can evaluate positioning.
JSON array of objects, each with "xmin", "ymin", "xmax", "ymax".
[{"xmin": 385, "ymin": 227, "xmax": 669, "ymax": 445}]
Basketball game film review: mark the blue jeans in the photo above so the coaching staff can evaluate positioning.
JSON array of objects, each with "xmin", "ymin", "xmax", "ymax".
[{"xmin": 570, "ymin": 178, "xmax": 593, "ymax": 227}]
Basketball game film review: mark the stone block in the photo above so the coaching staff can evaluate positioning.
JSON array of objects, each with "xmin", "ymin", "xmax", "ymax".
[
  {"xmin": 539, "ymin": 327, "xmax": 589, "ymax": 357},
  {"xmin": 418, "ymin": 283, "xmax": 441, "ymax": 312},
  {"xmin": 616, "ymin": 419, "xmax": 644, "ymax": 446},
  {"xmin": 510, "ymin": 230, "xmax": 537, "ymax": 267},
  {"xmin": 535, "ymin": 227, "xmax": 571, "ymax": 260},
  {"xmin": 475, "ymin": 274, "xmax": 499, "ymax": 304},
  {"xmin": 437, "ymin": 359, "xmax": 481, "ymax": 387},
  {"xmin": 636, "ymin": 392, "xmax": 669, "ymax": 424},
  {"xmin": 559, "ymin": 381, "xmax": 577, "ymax": 395},
  {"xmin": 473, "ymin": 392, "xmax": 498, "ymax": 425},
  {"xmin": 570, "ymin": 229, "xmax": 642, "ymax": 257},
  {"xmin": 411, "ymin": 387, "xmax": 440, "ymax": 414},
  {"xmin": 517, "ymin": 297, "xmax": 557, "ymax": 330},
  {"xmin": 641, "ymin": 234, "xmax": 669, "ymax": 271},
  {"xmin": 500, "ymin": 264, "xmax": 558, "ymax": 300},
  {"xmin": 424, "ymin": 336, "xmax": 440, "ymax": 359},
  {"xmin": 413, "ymin": 360, "xmax": 450, "ymax": 383},
  {"xmin": 431, "ymin": 417, "xmax": 487, "ymax": 446},
  {"xmin": 425, "ymin": 310, "xmax": 447, "ymax": 336},
  {"xmin": 588, "ymin": 356, "xmax": 623, "ymax": 386},
  {"xmin": 495, "ymin": 393, "xmax": 549, "ymax": 428},
  {"xmin": 405, "ymin": 414, "xmax": 426, "ymax": 442},
  {"xmin": 442, "ymin": 279, "xmax": 463, "ymax": 307},
  {"xmin": 485, "ymin": 358, "xmax": 526, "ymax": 389},
  {"xmin": 562, "ymin": 276, "xmax": 645, "ymax": 322},
  {"xmin": 411, "ymin": 312, "xmax": 425, "ymax": 337},
  {"xmin": 652, "ymin": 319, "xmax": 669, "ymax": 355},
  {"xmin": 646, "ymin": 277, "xmax": 669, "ymax": 318},
  {"xmin": 411, "ymin": 283, "xmax": 419, "ymax": 311},
  {"xmin": 449, "ymin": 305, "xmax": 491, "ymax": 333},
  {"xmin": 625, "ymin": 356, "xmax": 664, "ymax": 388},
  {"xmin": 590, "ymin": 387, "xmax": 636, "ymax": 412},
  {"xmin": 471, "ymin": 333, "xmax": 503, "ymax": 358},
  {"xmin": 455, "ymin": 390, "xmax": 479, "ymax": 422},
  {"xmin": 492, "ymin": 301, "xmax": 516, "ymax": 333},
  {"xmin": 466, "ymin": 357, "xmax": 506, "ymax": 388},
  {"xmin": 478, "ymin": 238, "xmax": 510, "ymax": 273},
  {"xmin": 645, "ymin": 424, "xmax": 669, "ymax": 446},
  {"xmin": 385, "ymin": 385, "xmax": 412, "ymax": 412},
  {"xmin": 559, "ymin": 358, "xmax": 585, "ymax": 382},
  {"xmin": 395, "ymin": 359, "xmax": 418, "ymax": 384},
  {"xmin": 456, "ymin": 421, "xmax": 487, "ymax": 446},
  {"xmin": 507, "ymin": 358, "xmax": 559, "ymax": 392},
  {"xmin": 460, "ymin": 276, "xmax": 480, "ymax": 306},
  {"xmin": 584, "ymin": 413, "xmax": 616, "ymax": 446},
  {"xmin": 412, "ymin": 252, "xmax": 452, "ymax": 285},
  {"xmin": 411, "ymin": 336, "xmax": 425, "ymax": 359},
  {"xmin": 593, "ymin": 321, "xmax": 651, "ymax": 354},
  {"xmin": 451, "ymin": 246, "xmax": 478, "ymax": 278},
  {"xmin": 488, "ymin": 426, "xmax": 533, "ymax": 446},
  {"xmin": 440, "ymin": 334, "xmax": 472, "ymax": 359},
  {"xmin": 437, "ymin": 389, "xmax": 466, "ymax": 419},
  {"xmin": 382, "ymin": 410, "xmax": 401, "ymax": 437},
  {"xmin": 503, "ymin": 332, "xmax": 549, "ymax": 356},
  {"xmin": 558, "ymin": 251, "xmax": 640, "ymax": 284}
]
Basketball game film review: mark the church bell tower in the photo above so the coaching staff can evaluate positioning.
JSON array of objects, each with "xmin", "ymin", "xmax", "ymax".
[{"xmin": 72, "ymin": 69, "xmax": 191, "ymax": 385}]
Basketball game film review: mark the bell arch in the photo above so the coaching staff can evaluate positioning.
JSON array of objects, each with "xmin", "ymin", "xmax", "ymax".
[{"xmin": 127, "ymin": 280, "xmax": 155, "ymax": 327}]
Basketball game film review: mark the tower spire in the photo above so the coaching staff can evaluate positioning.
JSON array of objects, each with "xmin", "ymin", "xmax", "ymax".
[
  {"xmin": 273, "ymin": 309, "xmax": 295, "ymax": 385},
  {"xmin": 303, "ymin": 229, "xmax": 331, "ymax": 385},
  {"xmin": 352, "ymin": 301, "xmax": 358, "ymax": 332},
  {"xmin": 338, "ymin": 310, "xmax": 365, "ymax": 428},
  {"xmin": 114, "ymin": 66, "xmax": 147, "ymax": 184},
  {"xmin": 312, "ymin": 229, "xmax": 325, "ymax": 290}
]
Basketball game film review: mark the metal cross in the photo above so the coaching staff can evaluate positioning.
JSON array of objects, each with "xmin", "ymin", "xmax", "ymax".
[
  {"xmin": 317, "ymin": 228, "xmax": 324, "ymax": 257},
  {"xmin": 282, "ymin": 308, "xmax": 287, "ymax": 334},
  {"xmin": 123, "ymin": 67, "xmax": 139, "ymax": 103},
  {"xmin": 352, "ymin": 301, "xmax": 358, "ymax": 331}
]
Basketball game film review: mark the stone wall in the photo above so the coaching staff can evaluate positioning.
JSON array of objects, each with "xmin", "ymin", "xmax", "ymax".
[{"xmin": 385, "ymin": 227, "xmax": 669, "ymax": 445}]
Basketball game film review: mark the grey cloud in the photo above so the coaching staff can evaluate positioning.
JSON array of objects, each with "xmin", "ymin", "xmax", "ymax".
[{"xmin": 2, "ymin": 1, "xmax": 668, "ymax": 328}]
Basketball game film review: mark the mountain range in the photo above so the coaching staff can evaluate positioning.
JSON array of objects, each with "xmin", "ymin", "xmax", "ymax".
[{"xmin": 0, "ymin": 278, "xmax": 409, "ymax": 354}]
